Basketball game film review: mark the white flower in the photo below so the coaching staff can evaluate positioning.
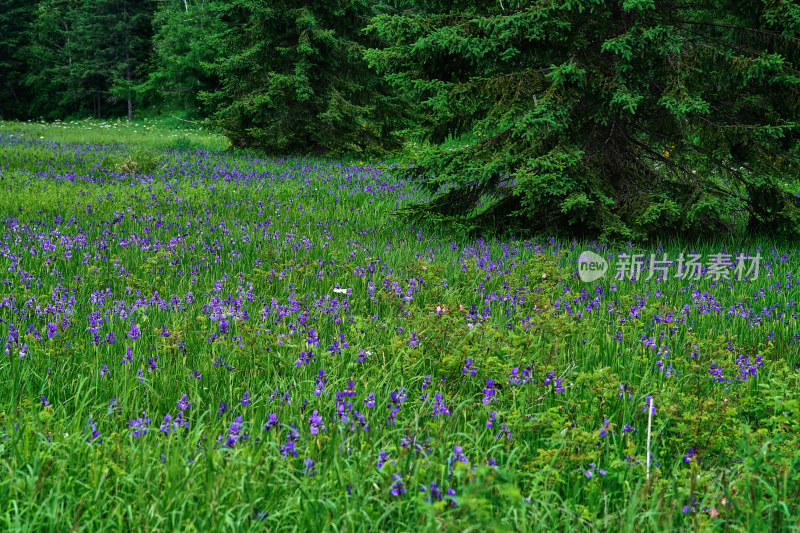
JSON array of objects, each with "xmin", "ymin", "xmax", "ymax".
[{"xmin": 333, "ymin": 288, "xmax": 349, "ymax": 295}]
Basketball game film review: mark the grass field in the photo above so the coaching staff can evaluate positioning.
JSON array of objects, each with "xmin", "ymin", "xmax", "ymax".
[{"xmin": 0, "ymin": 120, "xmax": 798, "ymax": 532}]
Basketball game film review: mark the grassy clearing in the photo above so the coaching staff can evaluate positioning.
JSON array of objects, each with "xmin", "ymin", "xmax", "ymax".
[
  {"xmin": 0, "ymin": 117, "xmax": 229, "ymax": 152},
  {"xmin": 0, "ymin": 122, "xmax": 798, "ymax": 532}
]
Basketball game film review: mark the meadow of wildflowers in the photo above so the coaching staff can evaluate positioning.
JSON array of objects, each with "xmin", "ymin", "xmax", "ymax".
[{"xmin": 0, "ymin": 122, "xmax": 798, "ymax": 531}]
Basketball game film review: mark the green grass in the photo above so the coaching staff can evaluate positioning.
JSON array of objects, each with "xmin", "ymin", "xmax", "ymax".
[
  {"xmin": 0, "ymin": 121, "xmax": 798, "ymax": 532},
  {"xmin": 0, "ymin": 117, "xmax": 229, "ymax": 152}
]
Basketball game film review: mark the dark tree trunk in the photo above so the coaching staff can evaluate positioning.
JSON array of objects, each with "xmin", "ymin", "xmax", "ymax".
[
  {"xmin": 125, "ymin": 25, "xmax": 132, "ymax": 121},
  {"xmin": 126, "ymin": 65, "xmax": 133, "ymax": 121}
]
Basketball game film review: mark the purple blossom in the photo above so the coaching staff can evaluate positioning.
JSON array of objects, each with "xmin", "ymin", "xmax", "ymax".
[
  {"xmin": 389, "ymin": 473, "xmax": 406, "ymax": 496},
  {"xmin": 585, "ymin": 462, "xmax": 606, "ymax": 478},
  {"xmin": 218, "ymin": 416, "xmax": 248, "ymax": 448},
  {"xmin": 421, "ymin": 375, "xmax": 431, "ymax": 390},
  {"xmin": 129, "ymin": 414, "xmax": 151, "ymax": 438},
  {"xmin": 280, "ymin": 424, "xmax": 300, "ymax": 458},
  {"xmin": 461, "ymin": 358, "xmax": 477, "ymax": 376},
  {"xmin": 264, "ymin": 413, "xmax": 279, "ymax": 430},
  {"xmin": 406, "ymin": 332, "xmax": 419, "ymax": 348},
  {"xmin": 486, "ymin": 410, "xmax": 497, "ymax": 428},
  {"xmin": 160, "ymin": 411, "xmax": 189, "ymax": 435},
  {"xmin": 448, "ymin": 445, "xmax": 468, "ymax": 471},
  {"xmin": 618, "ymin": 384, "xmax": 632, "ymax": 399},
  {"xmin": 495, "ymin": 423, "xmax": 512, "ymax": 440},
  {"xmin": 377, "ymin": 450, "xmax": 393, "ymax": 469},
  {"xmin": 363, "ymin": 392, "xmax": 376, "ymax": 409},
  {"xmin": 683, "ymin": 447, "xmax": 697, "ymax": 463},
  {"xmin": 643, "ymin": 396, "xmax": 656, "ymax": 414},
  {"xmin": 83, "ymin": 417, "xmax": 100, "ymax": 443},
  {"xmin": 389, "ymin": 388, "xmax": 407, "ymax": 406},
  {"xmin": 431, "ymin": 393, "xmax": 450, "ymax": 417},
  {"xmin": 544, "ymin": 370, "xmax": 565, "ymax": 393},
  {"xmin": 421, "ymin": 481, "xmax": 443, "ymax": 503},
  {"xmin": 127, "ymin": 324, "xmax": 141, "ymax": 341},
  {"xmin": 482, "ymin": 379, "xmax": 497, "ymax": 404},
  {"xmin": 309, "ymin": 410, "xmax": 326, "ymax": 435},
  {"xmin": 314, "ymin": 369, "xmax": 327, "ymax": 397},
  {"xmin": 303, "ymin": 457, "xmax": 316, "ymax": 477},
  {"xmin": 177, "ymin": 394, "xmax": 191, "ymax": 411}
]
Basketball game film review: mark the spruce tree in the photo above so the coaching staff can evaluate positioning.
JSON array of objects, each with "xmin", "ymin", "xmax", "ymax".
[
  {"xmin": 202, "ymin": 0, "xmax": 406, "ymax": 154},
  {"xmin": 366, "ymin": 0, "xmax": 800, "ymax": 239},
  {"xmin": 105, "ymin": 0, "xmax": 154, "ymax": 120},
  {"xmin": 145, "ymin": 0, "xmax": 225, "ymax": 117},
  {"xmin": 23, "ymin": 0, "xmax": 76, "ymax": 118},
  {"xmin": 24, "ymin": 0, "xmax": 153, "ymax": 119},
  {"xmin": 0, "ymin": 0, "xmax": 37, "ymax": 119}
]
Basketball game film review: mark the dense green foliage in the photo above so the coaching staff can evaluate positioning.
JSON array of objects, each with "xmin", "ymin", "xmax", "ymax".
[
  {"xmin": 0, "ymin": 122, "xmax": 799, "ymax": 531},
  {"xmin": 142, "ymin": 0, "xmax": 224, "ymax": 117},
  {"xmin": 0, "ymin": 0, "xmax": 36, "ymax": 119},
  {"xmin": 22, "ymin": 0, "xmax": 153, "ymax": 120},
  {"xmin": 366, "ymin": 0, "xmax": 800, "ymax": 239},
  {"xmin": 201, "ymin": 0, "xmax": 407, "ymax": 154}
]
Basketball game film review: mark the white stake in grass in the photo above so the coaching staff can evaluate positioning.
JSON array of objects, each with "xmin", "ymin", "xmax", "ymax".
[{"xmin": 646, "ymin": 397, "xmax": 654, "ymax": 481}]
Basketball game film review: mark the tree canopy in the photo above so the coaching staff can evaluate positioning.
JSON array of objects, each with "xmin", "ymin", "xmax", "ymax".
[
  {"xmin": 366, "ymin": 0, "xmax": 800, "ymax": 238},
  {"xmin": 143, "ymin": 0, "xmax": 224, "ymax": 117},
  {"xmin": 22, "ymin": 0, "xmax": 153, "ymax": 119},
  {"xmin": 0, "ymin": 0, "xmax": 36, "ymax": 119},
  {"xmin": 201, "ymin": 0, "xmax": 408, "ymax": 154}
]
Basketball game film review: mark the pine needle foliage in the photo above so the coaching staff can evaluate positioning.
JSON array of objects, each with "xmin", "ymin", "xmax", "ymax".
[
  {"xmin": 0, "ymin": 0, "xmax": 36, "ymax": 119},
  {"xmin": 366, "ymin": 0, "xmax": 800, "ymax": 239},
  {"xmin": 143, "ymin": 0, "xmax": 225, "ymax": 118},
  {"xmin": 203, "ymin": 0, "xmax": 408, "ymax": 155}
]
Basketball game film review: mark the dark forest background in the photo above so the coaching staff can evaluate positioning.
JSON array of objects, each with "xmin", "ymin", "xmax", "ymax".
[{"xmin": 1, "ymin": 0, "xmax": 799, "ymax": 239}]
